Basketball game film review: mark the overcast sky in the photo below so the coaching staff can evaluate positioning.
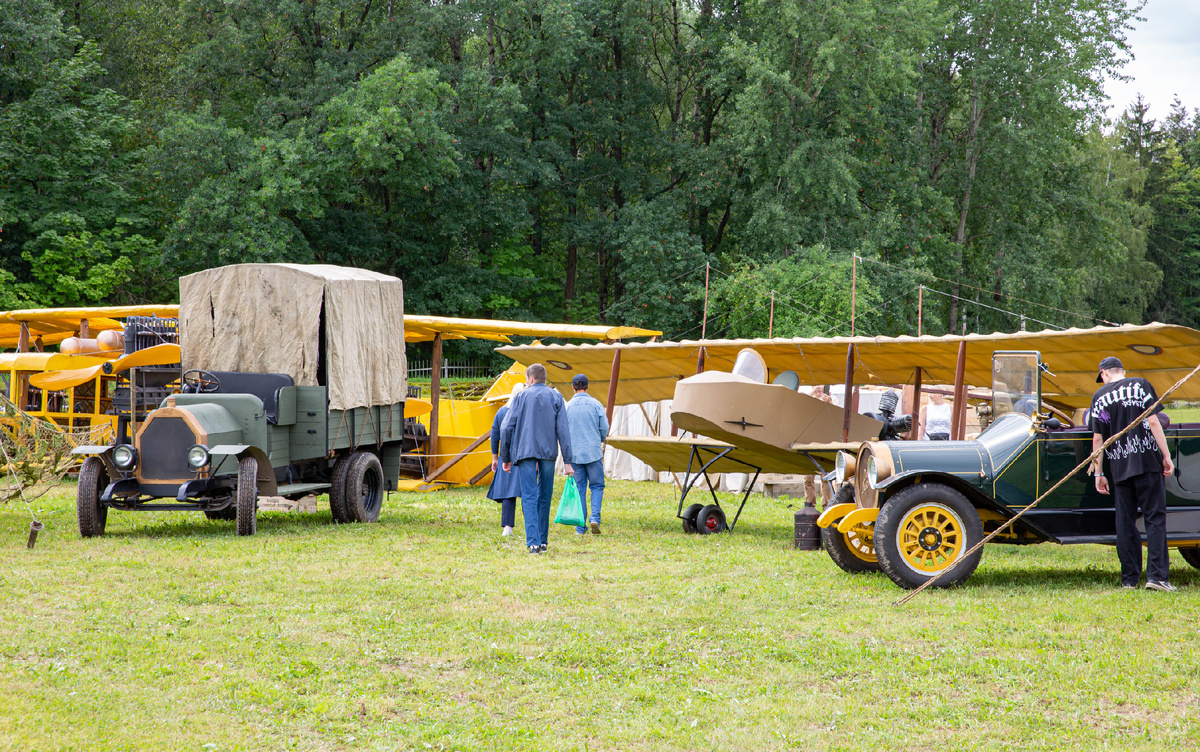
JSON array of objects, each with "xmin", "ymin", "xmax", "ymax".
[{"xmin": 1103, "ymin": 0, "xmax": 1200, "ymax": 121}]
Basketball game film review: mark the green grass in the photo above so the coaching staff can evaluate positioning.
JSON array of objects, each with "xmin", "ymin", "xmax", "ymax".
[{"xmin": 2, "ymin": 480, "xmax": 1199, "ymax": 751}]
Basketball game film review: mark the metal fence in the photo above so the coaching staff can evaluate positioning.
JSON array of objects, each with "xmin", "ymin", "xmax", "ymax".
[{"xmin": 408, "ymin": 359, "xmax": 498, "ymax": 380}]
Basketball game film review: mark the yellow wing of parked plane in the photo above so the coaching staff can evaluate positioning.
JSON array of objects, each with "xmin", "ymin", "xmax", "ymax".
[
  {"xmin": 29, "ymin": 344, "xmax": 182, "ymax": 390},
  {"xmin": 0, "ymin": 305, "xmax": 181, "ymax": 349},
  {"xmin": 605, "ymin": 435, "xmax": 859, "ymax": 476},
  {"xmin": 497, "ymin": 323, "xmax": 1200, "ymax": 410},
  {"xmin": 403, "ymin": 315, "xmax": 660, "ymax": 343}
]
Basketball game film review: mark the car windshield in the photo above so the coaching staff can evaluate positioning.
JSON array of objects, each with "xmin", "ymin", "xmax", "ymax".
[{"xmin": 992, "ymin": 352, "xmax": 1040, "ymax": 420}]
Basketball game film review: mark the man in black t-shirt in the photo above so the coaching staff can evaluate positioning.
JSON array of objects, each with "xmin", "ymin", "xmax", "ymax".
[{"xmin": 1088, "ymin": 356, "xmax": 1176, "ymax": 592}]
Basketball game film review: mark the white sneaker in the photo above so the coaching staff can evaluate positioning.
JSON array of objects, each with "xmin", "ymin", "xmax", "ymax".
[{"xmin": 501, "ymin": 526, "xmax": 513, "ymax": 537}]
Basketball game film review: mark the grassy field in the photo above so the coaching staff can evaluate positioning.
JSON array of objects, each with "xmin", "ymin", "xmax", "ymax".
[{"xmin": 2, "ymin": 479, "xmax": 1198, "ymax": 751}]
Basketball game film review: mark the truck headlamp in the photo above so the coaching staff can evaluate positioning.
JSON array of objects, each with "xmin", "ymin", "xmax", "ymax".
[
  {"xmin": 112, "ymin": 444, "xmax": 137, "ymax": 470},
  {"xmin": 187, "ymin": 444, "xmax": 211, "ymax": 470},
  {"xmin": 866, "ymin": 456, "xmax": 879, "ymax": 489}
]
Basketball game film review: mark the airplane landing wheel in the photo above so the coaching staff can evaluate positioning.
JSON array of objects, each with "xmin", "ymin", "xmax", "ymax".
[
  {"xmin": 681, "ymin": 503, "xmax": 703, "ymax": 534},
  {"xmin": 696, "ymin": 504, "xmax": 727, "ymax": 535}
]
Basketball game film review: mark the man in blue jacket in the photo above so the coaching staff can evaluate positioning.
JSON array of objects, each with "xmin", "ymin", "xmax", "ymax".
[
  {"xmin": 566, "ymin": 374, "xmax": 609, "ymax": 535},
  {"xmin": 501, "ymin": 363, "xmax": 574, "ymax": 553}
]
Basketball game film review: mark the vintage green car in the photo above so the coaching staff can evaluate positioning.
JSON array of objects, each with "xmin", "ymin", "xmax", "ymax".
[{"xmin": 817, "ymin": 351, "xmax": 1200, "ymax": 589}]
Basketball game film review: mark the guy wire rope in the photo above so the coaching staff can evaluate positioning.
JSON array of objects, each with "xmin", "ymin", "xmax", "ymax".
[{"xmin": 895, "ymin": 360, "xmax": 1200, "ymax": 606}]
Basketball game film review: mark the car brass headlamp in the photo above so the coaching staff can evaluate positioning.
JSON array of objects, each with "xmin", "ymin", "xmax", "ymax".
[
  {"xmin": 835, "ymin": 451, "xmax": 856, "ymax": 484},
  {"xmin": 865, "ymin": 452, "xmax": 894, "ymax": 489},
  {"xmin": 112, "ymin": 444, "xmax": 137, "ymax": 470},
  {"xmin": 187, "ymin": 444, "xmax": 211, "ymax": 470}
]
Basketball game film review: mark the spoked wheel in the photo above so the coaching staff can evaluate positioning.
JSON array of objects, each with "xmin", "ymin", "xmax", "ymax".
[
  {"xmin": 695, "ymin": 504, "xmax": 727, "ymax": 535},
  {"xmin": 235, "ymin": 457, "xmax": 259, "ymax": 536},
  {"xmin": 875, "ymin": 483, "xmax": 984, "ymax": 589},
  {"xmin": 681, "ymin": 503, "xmax": 704, "ymax": 534},
  {"xmin": 328, "ymin": 453, "xmax": 355, "ymax": 524},
  {"xmin": 821, "ymin": 521, "xmax": 880, "ymax": 573},
  {"xmin": 77, "ymin": 456, "xmax": 109, "ymax": 538},
  {"xmin": 344, "ymin": 452, "xmax": 384, "ymax": 523},
  {"xmin": 1180, "ymin": 547, "xmax": 1200, "ymax": 570}
]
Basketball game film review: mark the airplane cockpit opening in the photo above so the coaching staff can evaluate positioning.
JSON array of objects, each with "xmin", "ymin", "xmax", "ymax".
[{"xmin": 732, "ymin": 348, "xmax": 768, "ymax": 383}]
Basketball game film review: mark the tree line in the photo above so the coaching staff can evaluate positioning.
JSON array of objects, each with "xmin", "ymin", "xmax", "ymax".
[{"xmin": 2, "ymin": 0, "xmax": 1198, "ymax": 361}]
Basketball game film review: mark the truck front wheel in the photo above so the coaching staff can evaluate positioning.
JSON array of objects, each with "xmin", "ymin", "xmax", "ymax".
[
  {"xmin": 344, "ymin": 452, "xmax": 384, "ymax": 523},
  {"xmin": 875, "ymin": 483, "xmax": 984, "ymax": 590},
  {"xmin": 235, "ymin": 457, "xmax": 259, "ymax": 536},
  {"xmin": 77, "ymin": 456, "xmax": 109, "ymax": 538}
]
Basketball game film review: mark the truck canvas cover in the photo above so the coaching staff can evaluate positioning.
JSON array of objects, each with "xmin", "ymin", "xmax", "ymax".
[{"xmin": 179, "ymin": 264, "xmax": 406, "ymax": 411}]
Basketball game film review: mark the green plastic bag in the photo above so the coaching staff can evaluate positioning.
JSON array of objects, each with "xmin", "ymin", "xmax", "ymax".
[{"xmin": 553, "ymin": 477, "xmax": 586, "ymax": 527}]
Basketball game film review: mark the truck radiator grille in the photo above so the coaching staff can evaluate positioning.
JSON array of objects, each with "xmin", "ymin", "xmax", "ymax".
[{"xmin": 138, "ymin": 416, "xmax": 198, "ymax": 481}]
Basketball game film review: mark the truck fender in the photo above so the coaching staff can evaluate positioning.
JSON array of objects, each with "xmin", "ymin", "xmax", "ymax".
[{"xmin": 209, "ymin": 444, "xmax": 277, "ymax": 495}]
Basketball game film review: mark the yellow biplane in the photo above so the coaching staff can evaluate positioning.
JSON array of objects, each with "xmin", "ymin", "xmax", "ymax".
[
  {"xmin": 1, "ymin": 306, "xmax": 181, "ymax": 444},
  {"xmin": 497, "ymin": 323, "xmax": 1200, "ymax": 532}
]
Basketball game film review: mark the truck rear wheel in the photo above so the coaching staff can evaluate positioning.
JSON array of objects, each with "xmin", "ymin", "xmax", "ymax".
[
  {"xmin": 328, "ymin": 453, "xmax": 354, "ymax": 524},
  {"xmin": 77, "ymin": 456, "xmax": 109, "ymax": 538},
  {"xmin": 235, "ymin": 457, "xmax": 259, "ymax": 536},
  {"xmin": 875, "ymin": 483, "xmax": 983, "ymax": 590},
  {"xmin": 344, "ymin": 452, "xmax": 384, "ymax": 523}
]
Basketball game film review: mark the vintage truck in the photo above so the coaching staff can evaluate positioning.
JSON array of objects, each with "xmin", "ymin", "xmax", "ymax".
[
  {"xmin": 72, "ymin": 264, "xmax": 411, "ymax": 536},
  {"xmin": 818, "ymin": 351, "xmax": 1200, "ymax": 589}
]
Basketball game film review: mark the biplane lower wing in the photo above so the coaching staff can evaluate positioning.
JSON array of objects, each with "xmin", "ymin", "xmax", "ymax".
[
  {"xmin": 606, "ymin": 435, "xmax": 852, "ymax": 476},
  {"xmin": 606, "ymin": 435, "xmax": 858, "ymax": 534}
]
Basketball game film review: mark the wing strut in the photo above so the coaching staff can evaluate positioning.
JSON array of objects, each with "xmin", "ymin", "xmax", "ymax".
[{"xmin": 675, "ymin": 443, "xmax": 762, "ymax": 533}]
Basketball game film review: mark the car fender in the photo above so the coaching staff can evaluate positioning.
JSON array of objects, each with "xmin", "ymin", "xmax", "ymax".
[
  {"xmin": 816, "ymin": 503, "xmax": 856, "ymax": 529},
  {"xmin": 836, "ymin": 506, "xmax": 879, "ymax": 534},
  {"xmin": 875, "ymin": 470, "xmax": 1054, "ymax": 543}
]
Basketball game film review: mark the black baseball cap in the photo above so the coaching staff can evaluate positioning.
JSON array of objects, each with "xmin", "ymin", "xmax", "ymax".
[
  {"xmin": 572, "ymin": 374, "xmax": 589, "ymax": 389},
  {"xmin": 1096, "ymin": 356, "xmax": 1123, "ymax": 382}
]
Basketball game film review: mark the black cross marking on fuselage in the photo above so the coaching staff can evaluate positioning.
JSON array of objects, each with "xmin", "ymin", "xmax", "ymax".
[{"xmin": 724, "ymin": 417, "xmax": 763, "ymax": 431}]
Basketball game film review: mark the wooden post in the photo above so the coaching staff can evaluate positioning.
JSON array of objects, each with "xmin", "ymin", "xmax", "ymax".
[
  {"xmin": 695, "ymin": 347, "xmax": 705, "ymax": 374},
  {"xmin": 910, "ymin": 367, "xmax": 923, "ymax": 441},
  {"xmin": 842, "ymin": 343, "xmax": 855, "ymax": 442},
  {"xmin": 851, "ymin": 254, "xmax": 857, "ymax": 337},
  {"xmin": 605, "ymin": 348, "xmax": 621, "ymax": 423},
  {"xmin": 426, "ymin": 334, "xmax": 443, "ymax": 480},
  {"xmin": 950, "ymin": 341, "xmax": 967, "ymax": 441},
  {"xmin": 701, "ymin": 262, "xmax": 710, "ymax": 338},
  {"xmin": 768, "ymin": 291, "xmax": 775, "ymax": 338},
  {"xmin": 17, "ymin": 323, "xmax": 30, "ymax": 353},
  {"xmin": 917, "ymin": 286, "xmax": 923, "ymax": 337},
  {"xmin": 79, "ymin": 319, "xmax": 90, "ymax": 338}
]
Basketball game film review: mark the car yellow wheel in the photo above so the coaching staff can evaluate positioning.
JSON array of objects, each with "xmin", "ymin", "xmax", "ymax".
[
  {"xmin": 897, "ymin": 503, "xmax": 963, "ymax": 572},
  {"xmin": 845, "ymin": 523, "xmax": 877, "ymax": 563},
  {"xmin": 875, "ymin": 482, "xmax": 984, "ymax": 589},
  {"xmin": 821, "ymin": 519, "xmax": 880, "ymax": 573}
]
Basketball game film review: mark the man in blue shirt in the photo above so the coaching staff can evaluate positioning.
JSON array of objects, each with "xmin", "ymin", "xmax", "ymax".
[
  {"xmin": 566, "ymin": 374, "xmax": 610, "ymax": 535},
  {"xmin": 500, "ymin": 364, "xmax": 574, "ymax": 553}
]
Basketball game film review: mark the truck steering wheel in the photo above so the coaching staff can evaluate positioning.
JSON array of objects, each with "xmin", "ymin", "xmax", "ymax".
[{"xmin": 182, "ymin": 369, "xmax": 222, "ymax": 394}]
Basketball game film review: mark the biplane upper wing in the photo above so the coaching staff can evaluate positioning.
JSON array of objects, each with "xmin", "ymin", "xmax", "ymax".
[
  {"xmin": 0, "ymin": 305, "xmax": 181, "ymax": 349},
  {"xmin": 606, "ymin": 435, "xmax": 855, "ymax": 476},
  {"xmin": 499, "ymin": 323, "xmax": 1200, "ymax": 409},
  {"xmin": 403, "ymin": 315, "xmax": 660, "ymax": 344}
]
